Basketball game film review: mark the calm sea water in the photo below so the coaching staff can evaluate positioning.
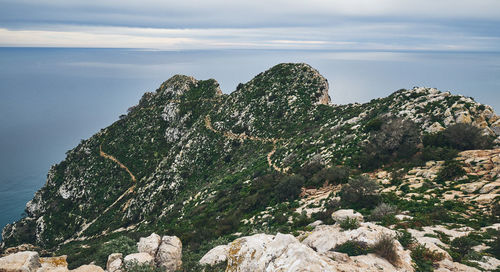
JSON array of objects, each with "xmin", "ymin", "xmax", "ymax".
[{"xmin": 1, "ymin": 48, "xmax": 499, "ymax": 239}]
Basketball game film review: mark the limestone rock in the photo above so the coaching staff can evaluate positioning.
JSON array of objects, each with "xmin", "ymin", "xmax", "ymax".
[
  {"xmin": 427, "ymin": 122, "xmax": 445, "ymax": 133},
  {"xmin": 106, "ymin": 253, "xmax": 122, "ymax": 272},
  {"xmin": 224, "ymin": 233, "xmax": 336, "ymax": 271},
  {"xmin": 70, "ymin": 265, "xmax": 104, "ymax": 272},
  {"xmin": 199, "ymin": 245, "xmax": 229, "ymax": 266},
  {"xmin": 203, "ymin": 231, "xmax": 415, "ymax": 272},
  {"xmin": 137, "ymin": 233, "xmax": 161, "ymax": 257},
  {"xmin": 331, "ymin": 209, "xmax": 364, "ymax": 223},
  {"xmin": 38, "ymin": 255, "xmax": 68, "ymax": 272},
  {"xmin": 301, "ymin": 223, "xmax": 412, "ymax": 271},
  {"xmin": 0, "ymin": 251, "xmax": 40, "ymax": 272},
  {"xmin": 155, "ymin": 236, "xmax": 182, "ymax": 271},
  {"xmin": 435, "ymin": 259, "xmax": 480, "ymax": 272},
  {"xmin": 123, "ymin": 253, "xmax": 154, "ymax": 266}
]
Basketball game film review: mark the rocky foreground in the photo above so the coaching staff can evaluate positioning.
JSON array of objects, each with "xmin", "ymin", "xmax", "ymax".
[{"xmin": 2, "ymin": 208, "xmax": 499, "ymax": 271}]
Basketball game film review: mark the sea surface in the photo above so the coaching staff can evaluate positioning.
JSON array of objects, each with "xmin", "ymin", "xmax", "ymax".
[{"xmin": 1, "ymin": 48, "xmax": 499, "ymax": 239}]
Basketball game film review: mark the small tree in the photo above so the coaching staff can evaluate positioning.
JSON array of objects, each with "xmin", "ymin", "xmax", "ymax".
[
  {"xmin": 276, "ymin": 175, "xmax": 304, "ymax": 201},
  {"xmin": 340, "ymin": 176, "xmax": 380, "ymax": 209},
  {"xmin": 359, "ymin": 117, "xmax": 421, "ymax": 170}
]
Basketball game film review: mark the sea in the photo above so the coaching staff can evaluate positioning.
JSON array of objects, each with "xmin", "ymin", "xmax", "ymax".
[{"xmin": 1, "ymin": 47, "xmax": 499, "ymax": 240}]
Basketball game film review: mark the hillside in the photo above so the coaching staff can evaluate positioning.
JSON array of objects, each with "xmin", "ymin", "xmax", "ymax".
[{"xmin": 1, "ymin": 63, "xmax": 499, "ymax": 271}]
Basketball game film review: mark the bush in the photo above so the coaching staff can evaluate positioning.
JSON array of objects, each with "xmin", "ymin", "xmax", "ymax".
[
  {"xmin": 423, "ymin": 123, "xmax": 493, "ymax": 151},
  {"xmin": 95, "ymin": 236, "xmax": 137, "ymax": 267},
  {"xmin": 307, "ymin": 166, "xmax": 350, "ymax": 188},
  {"xmin": 334, "ymin": 240, "xmax": 369, "ymax": 256},
  {"xmin": 411, "ymin": 244, "xmax": 445, "ymax": 272},
  {"xmin": 339, "ymin": 217, "xmax": 360, "ymax": 230},
  {"xmin": 396, "ymin": 230, "xmax": 415, "ymax": 249},
  {"xmin": 370, "ymin": 203, "xmax": 398, "ymax": 222},
  {"xmin": 435, "ymin": 160, "xmax": 466, "ymax": 183},
  {"xmin": 420, "ymin": 146, "xmax": 458, "ymax": 162},
  {"xmin": 276, "ymin": 174, "xmax": 304, "ymax": 201},
  {"xmin": 487, "ymin": 231, "xmax": 500, "ymax": 259},
  {"xmin": 340, "ymin": 176, "xmax": 380, "ymax": 209},
  {"xmin": 358, "ymin": 117, "xmax": 421, "ymax": 170},
  {"xmin": 124, "ymin": 261, "xmax": 163, "ymax": 272},
  {"xmin": 450, "ymin": 236, "xmax": 480, "ymax": 261},
  {"xmin": 373, "ymin": 234, "xmax": 398, "ymax": 265}
]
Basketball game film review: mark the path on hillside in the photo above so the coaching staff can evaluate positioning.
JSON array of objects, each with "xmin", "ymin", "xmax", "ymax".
[
  {"xmin": 99, "ymin": 145, "xmax": 137, "ymax": 182},
  {"xmin": 205, "ymin": 115, "xmax": 290, "ymax": 173},
  {"xmin": 72, "ymin": 146, "xmax": 138, "ymax": 239}
]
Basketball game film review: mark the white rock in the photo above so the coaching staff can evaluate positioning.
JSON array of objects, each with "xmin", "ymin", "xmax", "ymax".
[
  {"xmin": 301, "ymin": 223, "xmax": 413, "ymax": 271},
  {"xmin": 0, "ymin": 251, "xmax": 40, "ymax": 272},
  {"xmin": 137, "ymin": 233, "xmax": 161, "ymax": 257},
  {"xmin": 427, "ymin": 122, "xmax": 445, "ymax": 133},
  {"xmin": 331, "ymin": 209, "xmax": 364, "ymax": 223},
  {"xmin": 106, "ymin": 253, "xmax": 122, "ymax": 272},
  {"xmin": 308, "ymin": 220, "xmax": 324, "ymax": 228},
  {"xmin": 123, "ymin": 253, "xmax": 154, "ymax": 266},
  {"xmin": 70, "ymin": 264, "xmax": 104, "ymax": 272},
  {"xmin": 155, "ymin": 236, "xmax": 182, "ymax": 272},
  {"xmin": 199, "ymin": 245, "xmax": 229, "ymax": 266},
  {"xmin": 225, "ymin": 233, "xmax": 337, "ymax": 271}
]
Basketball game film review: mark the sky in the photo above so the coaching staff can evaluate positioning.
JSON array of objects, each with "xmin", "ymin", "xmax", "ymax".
[
  {"xmin": 1, "ymin": 0, "xmax": 500, "ymax": 235},
  {"xmin": 0, "ymin": 0, "xmax": 500, "ymax": 51}
]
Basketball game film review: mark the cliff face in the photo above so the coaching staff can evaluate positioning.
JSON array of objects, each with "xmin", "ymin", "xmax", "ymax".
[{"xmin": 2, "ymin": 63, "xmax": 499, "ymax": 269}]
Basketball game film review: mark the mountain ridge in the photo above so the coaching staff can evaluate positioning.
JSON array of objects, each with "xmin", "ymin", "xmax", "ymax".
[{"xmin": 1, "ymin": 63, "xmax": 499, "ymax": 270}]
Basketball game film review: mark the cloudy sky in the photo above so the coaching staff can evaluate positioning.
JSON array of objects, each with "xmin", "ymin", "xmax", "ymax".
[{"xmin": 1, "ymin": 0, "xmax": 499, "ymax": 51}]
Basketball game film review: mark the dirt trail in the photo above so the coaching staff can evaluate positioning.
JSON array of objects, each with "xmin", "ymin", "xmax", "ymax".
[
  {"xmin": 205, "ymin": 115, "xmax": 289, "ymax": 173},
  {"xmin": 99, "ymin": 145, "xmax": 137, "ymax": 182},
  {"xmin": 72, "ymin": 146, "xmax": 138, "ymax": 239}
]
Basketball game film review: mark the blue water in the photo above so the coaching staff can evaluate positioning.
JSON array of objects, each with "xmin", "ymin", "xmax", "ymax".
[{"xmin": 1, "ymin": 48, "xmax": 499, "ymax": 239}]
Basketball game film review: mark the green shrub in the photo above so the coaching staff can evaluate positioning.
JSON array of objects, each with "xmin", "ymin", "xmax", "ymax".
[
  {"xmin": 450, "ymin": 236, "xmax": 480, "ymax": 262},
  {"xmin": 340, "ymin": 176, "xmax": 380, "ymax": 209},
  {"xmin": 365, "ymin": 118, "xmax": 383, "ymax": 132},
  {"xmin": 276, "ymin": 174, "xmax": 305, "ymax": 201},
  {"xmin": 358, "ymin": 117, "xmax": 421, "ymax": 170},
  {"xmin": 486, "ymin": 231, "xmax": 500, "ymax": 259},
  {"xmin": 307, "ymin": 166, "xmax": 350, "ymax": 188},
  {"xmin": 334, "ymin": 240, "xmax": 369, "ymax": 256},
  {"xmin": 124, "ymin": 261, "xmax": 163, "ymax": 272},
  {"xmin": 339, "ymin": 217, "xmax": 360, "ymax": 230},
  {"xmin": 396, "ymin": 230, "xmax": 415, "ymax": 249},
  {"xmin": 435, "ymin": 160, "xmax": 466, "ymax": 183},
  {"xmin": 373, "ymin": 234, "xmax": 398, "ymax": 265},
  {"xmin": 411, "ymin": 244, "xmax": 445, "ymax": 272},
  {"xmin": 423, "ymin": 123, "xmax": 493, "ymax": 151},
  {"xmin": 420, "ymin": 146, "xmax": 458, "ymax": 162},
  {"xmin": 95, "ymin": 236, "xmax": 137, "ymax": 267}
]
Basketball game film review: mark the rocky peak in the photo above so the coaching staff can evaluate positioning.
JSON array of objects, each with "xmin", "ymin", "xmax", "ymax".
[{"xmin": 234, "ymin": 63, "xmax": 330, "ymax": 106}]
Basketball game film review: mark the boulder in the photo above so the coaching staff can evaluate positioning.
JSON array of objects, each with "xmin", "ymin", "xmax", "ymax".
[
  {"xmin": 224, "ymin": 233, "xmax": 336, "ymax": 271},
  {"xmin": 0, "ymin": 251, "xmax": 40, "ymax": 272},
  {"xmin": 106, "ymin": 253, "xmax": 122, "ymax": 272},
  {"xmin": 155, "ymin": 236, "xmax": 182, "ymax": 272},
  {"xmin": 331, "ymin": 209, "xmax": 364, "ymax": 223},
  {"xmin": 70, "ymin": 265, "xmax": 104, "ymax": 272},
  {"xmin": 137, "ymin": 233, "xmax": 161, "ymax": 257},
  {"xmin": 123, "ymin": 253, "xmax": 154, "ymax": 266},
  {"xmin": 199, "ymin": 245, "xmax": 229, "ymax": 266},
  {"xmin": 301, "ymin": 223, "xmax": 413, "ymax": 271},
  {"xmin": 38, "ymin": 255, "xmax": 68, "ymax": 272},
  {"xmin": 202, "ymin": 231, "xmax": 414, "ymax": 271}
]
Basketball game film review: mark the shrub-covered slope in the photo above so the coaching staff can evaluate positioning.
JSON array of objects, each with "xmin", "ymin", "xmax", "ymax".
[{"xmin": 1, "ymin": 63, "xmax": 499, "ymax": 269}]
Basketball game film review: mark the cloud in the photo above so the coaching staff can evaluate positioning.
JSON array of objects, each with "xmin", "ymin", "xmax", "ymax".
[{"xmin": 0, "ymin": 0, "xmax": 498, "ymax": 50}]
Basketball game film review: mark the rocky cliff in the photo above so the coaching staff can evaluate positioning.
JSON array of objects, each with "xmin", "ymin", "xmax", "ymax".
[{"xmin": 1, "ymin": 63, "xmax": 499, "ymax": 271}]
